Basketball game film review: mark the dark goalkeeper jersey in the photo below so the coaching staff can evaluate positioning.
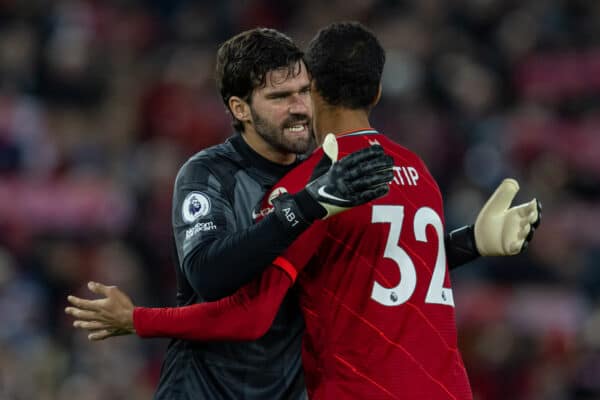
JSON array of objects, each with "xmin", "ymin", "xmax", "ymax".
[{"xmin": 155, "ymin": 134, "xmax": 306, "ymax": 400}]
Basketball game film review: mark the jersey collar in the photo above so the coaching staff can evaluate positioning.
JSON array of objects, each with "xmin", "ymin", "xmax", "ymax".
[
  {"xmin": 229, "ymin": 134, "xmax": 299, "ymax": 177},
  {"xmin": 336, "ymin": 128, "xmax": 381, "ymax": 137}
]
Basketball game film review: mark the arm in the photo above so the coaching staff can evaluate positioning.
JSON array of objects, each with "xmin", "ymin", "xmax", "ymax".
[
  {"xmin": 445, "ymin": 179, "xmax": 541, "ymax": 269},
  {"xmin": 66, "ymin": 265, "xmax": 294, "ymax": 341},
  {"xmin": 135, "ymin": 262, "xmax": 295, "ymax": 341},
  {"xmin": 137, "ymin": 223, "xmax": 325, "ymax": 339},
  {"xmin": 445, "ymin": 225, "xmax": 479, "ymax": 269},
  {"xmin": 182, "ymin": 210, "xmax": 307, "ymax": 301},
  {"xmin": 172, "ymin": 160, "xmax": 310, "ymax": 301},
  {"xmin": 177, "ymin": 141, "xmax": 392, "ymax": 300},
  {"xmin": 65, "ymin": 225, "xmax": 325, "ymax": 341}
]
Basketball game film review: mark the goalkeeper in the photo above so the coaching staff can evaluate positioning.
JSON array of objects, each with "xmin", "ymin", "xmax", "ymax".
[{"xmin": 67, "ymin": 22, "xmax": 540, "ymax": 400}]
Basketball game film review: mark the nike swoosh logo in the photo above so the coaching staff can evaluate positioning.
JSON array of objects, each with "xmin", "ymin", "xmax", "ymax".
[{"xmin": 317, "ymin": 186, "xmax": 351, "ymax": 203}]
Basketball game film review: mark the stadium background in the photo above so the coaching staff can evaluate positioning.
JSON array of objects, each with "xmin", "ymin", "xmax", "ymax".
[{"xmin": 1, "ymin": 0, "xmax": 599, "ymax": 398}]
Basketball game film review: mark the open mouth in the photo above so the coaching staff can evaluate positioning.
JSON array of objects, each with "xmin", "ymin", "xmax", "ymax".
[{"xmin": 284, "ymin": 123, "xmax": 308, "ymax": 134}]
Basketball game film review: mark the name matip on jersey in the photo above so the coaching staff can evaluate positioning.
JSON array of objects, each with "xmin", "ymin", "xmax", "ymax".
[{"xmin": 257, "ymin": 129, "xmax": 472, "ymax": 399}]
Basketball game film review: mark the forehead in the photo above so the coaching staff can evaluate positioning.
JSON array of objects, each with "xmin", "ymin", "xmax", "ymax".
[{"xmin": 260, "ymin": 61, "xmax": 310, "ymax": 92}]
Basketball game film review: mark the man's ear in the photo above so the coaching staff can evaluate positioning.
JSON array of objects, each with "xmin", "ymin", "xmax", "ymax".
[{"xmin": 228, "ymin": 96, "xmax": 251, "ymax": 124}]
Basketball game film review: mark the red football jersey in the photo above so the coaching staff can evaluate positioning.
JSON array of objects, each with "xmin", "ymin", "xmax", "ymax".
[{"xmin": 260, "ymin": 129, "xmax": 472, "ymax": 399}]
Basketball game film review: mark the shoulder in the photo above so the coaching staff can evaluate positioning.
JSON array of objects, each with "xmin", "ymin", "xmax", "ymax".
[
  {"xmin": 372, "ymin": 135, "xmax": 431, "ymax": 168},
  {"xmin": 175, "ymin": 140, "xmax": 240, "ymax": 186}
]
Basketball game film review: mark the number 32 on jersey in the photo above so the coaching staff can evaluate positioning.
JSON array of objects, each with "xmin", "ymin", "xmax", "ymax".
[{"xmin": 371, "ymin": 205, "xmax": 454, "ymax": 307}]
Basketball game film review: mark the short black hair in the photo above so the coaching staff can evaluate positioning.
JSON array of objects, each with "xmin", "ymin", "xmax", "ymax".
[
  {"xmin": 305, "ymin": 22, "xmax": 385, "ymax": 109},
  {"xmin": 216, "ymin": 28, "xmax": 304, "ymax": 132}
]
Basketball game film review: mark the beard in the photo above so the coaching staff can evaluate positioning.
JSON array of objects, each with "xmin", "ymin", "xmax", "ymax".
[{"xmin": 250, "ymin": 107, "xmax": 313, "ymax": 155}]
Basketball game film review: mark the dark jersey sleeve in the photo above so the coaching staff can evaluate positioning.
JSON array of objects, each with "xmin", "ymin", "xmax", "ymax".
[{"xmin": 173, "ymin": 161, "xmax": 309, "ymax": 301}]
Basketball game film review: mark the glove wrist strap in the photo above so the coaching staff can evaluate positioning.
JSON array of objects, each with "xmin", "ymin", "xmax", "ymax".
[
  {"xmin": 271, "ymin": 191, "xmax": 323, "ymax": 234},
  {"xmin": 292, "ymin": 189, "xmax": 327, "ymax": 220},
  {"xmin": 446, "ymin": 225, "xmax": 480, "ymax": 270}
]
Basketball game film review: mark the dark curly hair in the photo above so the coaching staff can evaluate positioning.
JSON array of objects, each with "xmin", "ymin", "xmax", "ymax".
[
  {"xmin": 216, "ymin": 28, "xmax": 304, "ymax": 132},
  {"xmin": 305, "ymin": 22, "xmax": 385, "ymax": 109}
]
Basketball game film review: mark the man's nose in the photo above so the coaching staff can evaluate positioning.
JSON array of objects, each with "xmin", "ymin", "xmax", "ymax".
[{"xmin": 288, "ymin": 94, "xmax": 310, "ymax": 114}]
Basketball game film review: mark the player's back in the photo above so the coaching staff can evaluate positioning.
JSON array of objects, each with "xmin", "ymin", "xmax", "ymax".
[{"xmin": 298, "ymin": 130, "xmax": 472, "ymax": 399}]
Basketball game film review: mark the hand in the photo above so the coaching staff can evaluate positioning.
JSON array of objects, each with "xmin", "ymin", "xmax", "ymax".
[
  {"xmin": 273, "ymin": 134, "xmax": 394, "ymax": 224},
  {"xmin": 65, "ymin": 281, "xmax": 135, "ymax": 341},
  {"xmin": 474, "ymin": 179, "xmax": 542, "ymax": 256},
  {"xmin": 306, "ymin": 133, "xmax": 394, "ymax": 217}
]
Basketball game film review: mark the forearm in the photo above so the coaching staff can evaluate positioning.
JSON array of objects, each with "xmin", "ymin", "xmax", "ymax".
[
  {"xmin": 184, "ymin": 213, "xmax": 308, "ymax": 300},
  {"xmin": 134, "ymin": 267, "xmax": 293, "ymax": 340}
]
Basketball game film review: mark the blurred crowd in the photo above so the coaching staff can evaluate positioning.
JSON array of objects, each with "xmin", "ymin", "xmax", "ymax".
[{"xmin": 0, "ymin": 0, "xmax": 599, "ymax": 399}]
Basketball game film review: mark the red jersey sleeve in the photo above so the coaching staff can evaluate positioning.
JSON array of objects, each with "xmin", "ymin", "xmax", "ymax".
[{"xmin": 133, "ymin": 265, "xmax": 294, "ymax": 341}]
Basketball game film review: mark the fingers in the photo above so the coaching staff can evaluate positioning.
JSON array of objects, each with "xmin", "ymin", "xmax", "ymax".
[
  {"xmin": 356, "ymin": 185, "xmax": 390, "ymax": 203},
  {"xmin": 67, "ymin": 295, "xmax": 102, "ymax": 312},
  {"xmin": 73, "ymin": 320, "xmax": 112, "ymax": 330},
  {"xmin": 509, "ymin": 240, "xmax": 523, "ymax": 255},
  {"xmin": 515, "ymin": 198, "xmax": 540, "ymax": 254},
  {"xmin": 348, "ymin": 173, "xmax": 393, "ymax": 192},
  {"xmin": 517, "ymin": 223, "xmax": 531, "ymax": 240},
  {"xmin": 508, "ymin": 216, "xmax": 532, "ymax": 255},
  {"xmin": 485, "ymin": 178, "xmax": 520, "ymax": 214},
  {"xmin": 532, "ymin": 200, "xmax": 542, "ymax": 229},
  {"xmin": 526, "ymin": 226, "xmax": 536, "ymax": 242},
  {"xmin": 65, "ymin": 306, "xmax": 101, "ymax": 321},
  {"xmin": 519, "ymin": 209, "xmax": 535, "ymax": 229},
  {"xmin": 342, "ymin": 153, "xmax": 394, "ymax": 184},
  {"xmin": 342, "ymin": 156, "xmax": 393, "ymax": 181},
  {"xmin": 522, "ymin": 200, "xmax": 541, "ymax": 250},
  {"xmin": 338, "ymin": 145, "xmax": 386, "ymax": 168},
  {"xmin": 87, "ymin": 281, "xmax": 116, "ymax": 297},
  {"xmin": 357, "ymin": 155, "xmax": 394, "ymax": 175},
  {"xmin": 322, "ymin": 133, "xmax": 338, "ymax": 162},
  {"xmin": 516, "ymin": 198, "xmax": 538, "ymax": 219},
  {"xmin": 88, "ymin": 329, "xmax": 113, "ymax": 341}
]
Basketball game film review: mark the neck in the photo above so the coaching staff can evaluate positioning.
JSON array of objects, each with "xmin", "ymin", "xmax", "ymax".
[
  {"xmin": 240, "ymin": 127, "xmax": 297, "ymax": 165},
  {"xmin": 314, "ymin": 105, "xmax": 372, "ymax": 145}
]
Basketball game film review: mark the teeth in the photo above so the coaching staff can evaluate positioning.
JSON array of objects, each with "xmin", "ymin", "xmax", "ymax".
[{"xmin": 287, "ymin": 125, "xmax": 304, "ymax": 132}]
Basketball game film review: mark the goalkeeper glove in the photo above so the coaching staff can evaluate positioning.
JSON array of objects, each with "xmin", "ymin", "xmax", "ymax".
[
  {"xmin": 272, "ymin": 133, "xmax": 394, "ymax": 229},
  {"xmin": 474, "ymin": 178, "xmax": 541, "ymax": 256}
]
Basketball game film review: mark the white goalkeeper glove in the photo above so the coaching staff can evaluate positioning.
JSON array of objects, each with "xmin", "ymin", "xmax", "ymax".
[{"xmin": 474, "ymin": 178, "xmax": 541, "ymax": 256}]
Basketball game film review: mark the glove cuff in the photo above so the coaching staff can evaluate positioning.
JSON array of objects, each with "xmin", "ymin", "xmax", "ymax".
[
  {"xmin": 292, "ymin": 189, "xmax": 327, "ymax": 220},
  {"xmin": 445, "ymin": 225, "xmax": 480, "ymax": 269},
  {"xmin": 271, "ymin": 191, "xmax": 324, "ymax": 233}
]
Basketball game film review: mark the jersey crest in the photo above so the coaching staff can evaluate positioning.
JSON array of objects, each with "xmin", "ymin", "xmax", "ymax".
[{"xmin": 181, "ymin": 192, "xmax": 211, "ymax": 223}]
